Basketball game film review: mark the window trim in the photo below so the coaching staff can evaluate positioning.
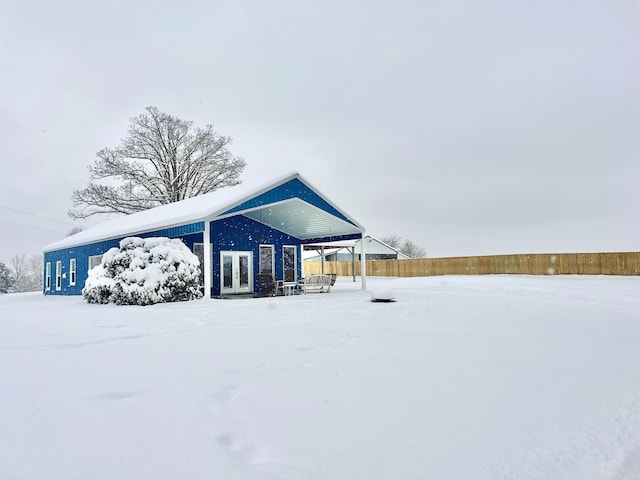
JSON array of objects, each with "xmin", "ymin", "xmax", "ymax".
[
  {"xmin": 45, "ymin": 262, "xmax": 51, "ymax": 290},
  {"xmin": 193, "ymin": 243, "xmax": 205, "ymax": 287},
  {"xmin": 259, "ymin": 244, "xmax": 275, "ymax": 276},
  {"xmin": 69, "ymin": 258, "xmax": 76, "ymax": 286},
  {"xmin": 55, "ymin": 261, "xmax": 62, "ymax": 291},
  {"xmin": 282, "ymin": 245, "xmax": 297, "ymax": 284},
  {"xmin": 88, "ymin": 255, "xmax": 103, "ymax": 271}
]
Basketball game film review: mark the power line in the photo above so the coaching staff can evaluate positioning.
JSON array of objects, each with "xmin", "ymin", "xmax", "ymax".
[
  {"xmin": 0, "ymin": 204, "xmax": 75, "ymax": 226},
  {"xmin": 0, "ymin": 218, "xmax": 66, "ymax": 235}
]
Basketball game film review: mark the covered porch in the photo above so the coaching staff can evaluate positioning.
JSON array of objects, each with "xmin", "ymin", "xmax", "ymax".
[{"xmin": 200, "ymin": 177, "xmax": 368, "ymax": 297}]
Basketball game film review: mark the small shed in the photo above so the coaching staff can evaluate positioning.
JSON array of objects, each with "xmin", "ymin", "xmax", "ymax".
[{"xmin": 43, "ymin": 172, "xmax": 367, "ymax": 298}]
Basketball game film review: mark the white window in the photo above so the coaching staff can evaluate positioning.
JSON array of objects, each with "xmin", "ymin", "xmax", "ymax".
[
  {"xmin": 88, "ymin": 255, "xmax": 103, "ymax": 271},
  {"xmin": 259, "ymin": 245, "xmax": 274, "ymax": 275},
  {"xmin": 45, "ymin": 262, "xmax": 51, "ymax": 290},
  {"xmin": 69, "ymin": 259, "xmax": 76, "ymax": 286},
  {"xmin": 55, "ymin": 261, "xmax": 62, "ymax": 291},
  {"xmin": 193, "ymin": 243, "xmax": 205, "ymax": 287},
  {"xmin": 283, "ymin": 245, "xmax": 297, "ymax": 283}
]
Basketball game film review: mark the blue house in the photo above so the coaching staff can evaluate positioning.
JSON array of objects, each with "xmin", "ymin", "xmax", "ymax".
[{"xmin": 42, "ymin": 172, "xmax": 367, "ymax": 298}]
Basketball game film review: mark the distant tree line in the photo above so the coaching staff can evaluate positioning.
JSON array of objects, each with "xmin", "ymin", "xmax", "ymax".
[
  {"xmin": 380, "ymin": 235, "xmax": 427, "ymax": 259},
  {"xmin": 0, "ymin": 254, "xmax": 43, "ymax": 293}
]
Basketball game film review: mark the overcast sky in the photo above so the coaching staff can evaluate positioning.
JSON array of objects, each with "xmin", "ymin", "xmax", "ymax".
[{"xmin": 1, "ymin": 0, "xmax": 638, "ymax": 263}]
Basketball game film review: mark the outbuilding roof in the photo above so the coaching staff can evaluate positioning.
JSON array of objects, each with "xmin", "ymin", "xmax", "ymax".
[
  {"xmin": 303, "ymin": 235, "xmax": 411, "ymax": 259},
  {"xmin": 44, "ymin": 172, "xmax": 365, "ymax": 252}
]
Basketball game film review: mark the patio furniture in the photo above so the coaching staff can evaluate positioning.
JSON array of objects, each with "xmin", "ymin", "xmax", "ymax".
[
  {"xmin": 301, "ymin": 274, "xmax": 333, "ymax": 293},
  {"xmin": 257, "ymin": 273, "xmax": 283, "ymax": 296}
]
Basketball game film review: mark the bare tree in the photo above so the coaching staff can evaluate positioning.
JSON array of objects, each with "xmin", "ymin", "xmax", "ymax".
[
  {"xmin": 380, "ymin": 235, "xmax": 427, "ymax": 259},
  {"xmin": 10, "ymin": 254, "xmax": 29, "ymax": 291},
  {"xmin": 9, "ymin": 253, "xmax": 43, "ymax": 292},
  {"xmin": 380, "ymin": 235, "xmax": 402, "ymax": 249},
  {"xmin": 67, "ymin": 226, "xmax": 83, "ymax": 236},
  {"xmin": 69, "ymin": 106, "xmax": 246, "ymax": 219},
  {"xmin": 27, "ymin": 254, "xmax": 43, "ymax": 291},
  {"xmin": 399, "ymin": 239, "xmax": 427, "ymax": 259}
]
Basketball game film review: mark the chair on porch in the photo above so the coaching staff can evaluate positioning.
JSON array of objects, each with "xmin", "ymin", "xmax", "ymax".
[{"xmin": 256, "ymin": 273, "xmax": 283, "ymax": 297}]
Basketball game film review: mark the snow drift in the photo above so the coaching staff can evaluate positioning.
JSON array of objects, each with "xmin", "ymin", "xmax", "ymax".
[{"xmin": 82, "ymin": 236, "xmax": 202, "ymax": 305}]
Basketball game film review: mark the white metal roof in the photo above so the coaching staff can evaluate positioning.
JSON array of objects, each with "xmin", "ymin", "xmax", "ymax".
[
  {"xmin": 242, "ymin": 199, "xmax": 360, "ymax": 240},
  {"xmin": 303, "ymin": 235, "xmax": 411, "ymax": 259},
  {"xmin": 44, "ymin": 172, "xmax": 364, "ymax": 252}
]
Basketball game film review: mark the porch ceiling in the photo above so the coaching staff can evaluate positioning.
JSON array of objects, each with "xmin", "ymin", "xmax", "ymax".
[{"xmin": 241, "ymin": 198, "xmax": 362, "ymax": 241}]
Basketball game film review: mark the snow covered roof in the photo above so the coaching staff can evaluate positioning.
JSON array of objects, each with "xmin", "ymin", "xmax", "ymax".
[{"xmin": 44, "ymin": 172, "xmax": 365, "ymax": 252}]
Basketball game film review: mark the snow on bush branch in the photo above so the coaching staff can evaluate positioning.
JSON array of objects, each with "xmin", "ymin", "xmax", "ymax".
[{"xmin": 83, "ymin": 237, "xmax": 202, "ymax": 305}]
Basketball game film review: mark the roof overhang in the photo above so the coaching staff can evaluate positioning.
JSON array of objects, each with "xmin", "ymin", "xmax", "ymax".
[
  {"xmin": 218, "ymin": 198, "xmax": 363, "ymax": 242},
  {"xmin": 43, "ymin": 172, "xmax": 366, "ymax": 252}
]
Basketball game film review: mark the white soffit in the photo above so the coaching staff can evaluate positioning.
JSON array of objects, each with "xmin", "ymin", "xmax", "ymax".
[{"xmin": 243, "ymin": 198, "xmax": 361, "ymax": 241}]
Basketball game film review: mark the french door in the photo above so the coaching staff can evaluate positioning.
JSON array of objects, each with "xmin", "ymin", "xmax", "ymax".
[{"xmin": 220, "ymin": 251, "xmax": 253, "ymax": 295}]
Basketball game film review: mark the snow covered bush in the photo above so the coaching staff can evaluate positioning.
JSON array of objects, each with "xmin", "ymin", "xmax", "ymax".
[{"xmin": 83, "ymin": 237, "xmax": 202, "ymax": 306}]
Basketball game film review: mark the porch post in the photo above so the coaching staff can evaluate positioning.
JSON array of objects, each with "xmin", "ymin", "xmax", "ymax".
[
  {"xmin": 203, "ymin": 221, "xmax": 212, "ymax": 298},
  {"xmin": 350, "ymin": 246, "xmax": 356, "ymax": 282},
  {"xmin": 360, "ymin": 232, "xmax": 367, "ymax": 290},
  {"xmin": 321, "ymin": 246, "xmax": 325, "ymax": 274}
]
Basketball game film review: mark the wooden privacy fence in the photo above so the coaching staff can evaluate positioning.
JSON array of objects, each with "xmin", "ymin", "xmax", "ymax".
[{"xmin": 303, "ymin": 252, "xmax": 640, "ymax": 277}]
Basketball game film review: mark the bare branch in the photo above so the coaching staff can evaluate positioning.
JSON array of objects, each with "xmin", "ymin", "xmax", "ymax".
[
  {"xmin": 381, "ymin": 235, "xmax": 427, "ymax": 258},
  {"xmin": 6, "ymin": 254, "xmax": 42, "ymax": 292},
  {"xmin": 68, "ymin": 106, "xmax": 246, "ymax": 219}
]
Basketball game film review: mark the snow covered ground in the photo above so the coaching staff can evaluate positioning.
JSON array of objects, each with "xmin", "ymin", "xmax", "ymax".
[{"xmin": 2, "ymin": 275, "xmax": 640, "ymax": 480}]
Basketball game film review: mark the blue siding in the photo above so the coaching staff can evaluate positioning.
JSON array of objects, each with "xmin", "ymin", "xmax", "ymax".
[
  {"xmin": 221, "ymin": 178, "xmax": 356, "ymax": 226},
  {"xmin": 210, "ymin": 215, "xmax": 302, "ymax": 297},
  {"xmin": 43, "ymin": 222, "xmax": 205, "ymax": 296},
  {"xmin": 42, "ymin": 175, "xmax": 363, "ymax": 299},
  {"xmin": 42, "ymin": 215, "xmax": 305, "ymax": 298},
  {"xmin": 44, "ymin": 239, "xmax": 120, "ymax": 295}
]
